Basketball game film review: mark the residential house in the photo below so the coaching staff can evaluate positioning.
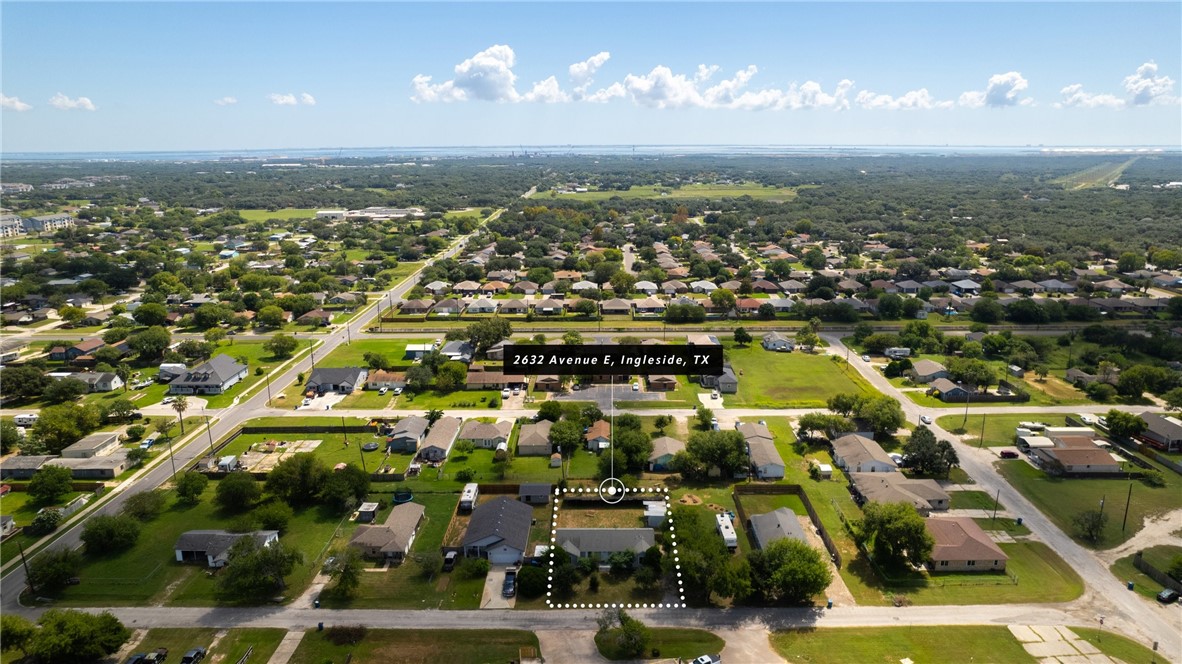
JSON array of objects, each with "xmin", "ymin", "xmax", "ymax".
[
  {"xmin": 298, "ymin": 309, "xmax": 333, "ymax": 326},
  {"xmin": 466, "ymin": 298, "xmax": 499, "ymax": 314},
  {"xmin": 441, "ymin": 340, "xmax": 474, "ymax": 363},
  {"xmin": 0, "ymin": 515, "xmax": 15, "ymax": 538},
  {"xmin": 1139, "ymin": 412, "xmax": 1182, "ymax": 453},
  {"xmin": 534, "ymin": 375, "xmax": 563, "ymax": 392},
  {"xmin": 849, "ymin": 473, "xmax": 950, "ymax": 514},
  {"xmin": 662, "ymin": 280, "xmax": 689, "ymax": 295},
  {"xmin": 518, "ymin": 483, "xmax": 551, "ymax": 505},
  {"xmin": 690, "ymin": 280, "xmax": 717, "ymax": 293},
  {"xmin": 517, "ymin": 420, "xmax": 553, "ymax": 456},
  {"xmin": 168, "ymin": 355, "xmax": 248, "ymax": 395},
  {"xmin": 0, "ymin": 456, "xmax": 53, "ymax": 480},
  {"xmin": 741, "ymin": 422, "xmax": 784, "ymax": 479},
  {"xmin": 925, "ymin": 517, "xmax": 1008, "ymax": 572},
  {"xmin": 648, "ymin": 436, "xmax": 685, "ymax": 472},
  {"xmin": 778, "ymin": 279, "xmax": 806, "ymax": 294},
  {"xmin": 486, "ymin": 340, "xmax": 508, "ymax": 361},
  {"xmin": 419, "ymin": 416, "xmax": 462, "ymax": 462},
  {"xmin": 431, "ymin": 299, "xmax": 465, "ymax": 316},
  {"xmin": 452, "ymin": 281, "xmax": 480, "ymax": 296},
  {"xmin": 481, "ymin": 281, "xmax": 510, "ymax": 295},
  {"xmin": 386, "ymin": 415, "xmax": 429, "ymax": 453},
  {"xmin": 927, "ymin": 378, "xmax": 972, "ymax": 401},
  {"xmin": 462, "ymin": 496, "xmax": 533, "ymax": 564},
  {"xmin": 71, "ymin": 372, "xmax": 124, "ymax": 393},
  {"xmin": 752, "ymin": 279, "xmax": 780, "ymax": 294},
  {"xmin": 1037, "ymin": 279, "xmax": 1076, "ymax": 294},
  {"xmin": 499, "ymin": 299, "xmax": 529, "ymax": 315},
  {"xmin": 634, "ymin": 297, "xmax": 666, "ymax": 314},
  {"xmin": 534, "ymin": 299, "xmax": 565, "ymax": 315},
  {"xmin": 459, "ymin": 419, "xmax": 513, "ymax": 449},
  {"xmin": 399, "ymin": 299, "xmax": 434, "ymax": 315},
  {"xmin": 949, "ymin": 280, "xmax": 981, "ymax": 296},
  {"xmin": 831, "ymin": 434, "xmax": 896, "ymax": 473},
  {"xmin": 61, "ymin": 432, "xmax": 121, "ymax": 459},
  {"xmin": 404, "ymin": 343, "xmax": 435, "ymax": 359},
  {"xmin": 908, "ymin": 360, "xmax": 950, "ymax": 384},
  {"xmin": 634, "ymin": 280, "xmax": 659, "ymax": 295},
  {"xmin": 584, "ymin": 420, "xmax": 611, "ymax": 451},
  {"xmin": 511, "ymin": 280, "xmax": 539, "ymax": 295},
  {"xmin": 748, "ymin": 508, "xmax": 809, "ymax": 550},
  {"xmin": 367, "ymin": 370, "xmax": 405, "ymax": 391},
  {"xmin": 329, "ymin": 292, "xmax": 362, "ymax": 306},
  {"xmin": 1032, "ymin": 447, "xmax": 1121, "ymax": 474},
  {"xmin": 174, "ymin": 530, "xmax": 279, "ymax": 568},
  {"xmin": 555, "ymin": 528, "xmax": 655, "ymax": 566},
  {"xmin": 700, "ymin": 363, "xmax": 739, "ymax": 394},
  {"xmin": 465, "ymin": 370, "xmax": 511, "ymax": 390},
  {"xmin": 305, "ymin": 367, "xmax": 368, "ymax": 394},
  {"xmin": 599, "ymin": 298, "xmax": 632, "ymax": 315},
  {"xmin": 762, "ymin": 332, "xmax": 794, "ymax": 352},
  {"xmin": 61, "ymin": 338, "xmax": 106, "ymax": 362},
  {"xmin": 349, "ymin": 502, "xmax": 426, "ymax": 561}
]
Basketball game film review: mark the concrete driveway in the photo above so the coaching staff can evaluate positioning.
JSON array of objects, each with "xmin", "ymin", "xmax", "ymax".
[{"xmin": 481, "ymin": 566, "xmax": 517, "ymax": 609}]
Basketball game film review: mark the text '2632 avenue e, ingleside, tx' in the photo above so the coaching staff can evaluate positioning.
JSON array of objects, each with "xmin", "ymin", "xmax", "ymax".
[{"xmin": 502, "ymin": 344, "xmax": 724, "ymax": 376}]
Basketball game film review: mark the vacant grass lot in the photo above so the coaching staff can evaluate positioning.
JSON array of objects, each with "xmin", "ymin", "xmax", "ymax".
[
  {"xmin": 596, "ymin": 628, "xmax": 724, "ymax": 660},
  {"xmin": 129, "ymin": 628, "xmax": 285, "ymax": 664},
  {"xmin": 1109, "ymin": 544, "xmax": 1182, "ymax": 600},
  {"xmin": 289, "ymin": 629, "xmax": 540, "ymax": 664},
  {"xmin": 997, "ymin": 460, "xmax": 1181, "ymax": 548},
  {"xmin": 937, "ymin": 414, "xmax": 1075, "ymax": 447},
  {"xmin": 317, "ymin": 339, "xmax": 411, "ymax": 368},
  {"xmin": 236, "ymin": 208, "xmax": 318, "ymax": 221},
  {"xmin": 723, "ymin": 345, "xmax": 873, "ymax": 408},
  {"xmin": 950, "ymin": 490, "xmax": 1004, "ymax": 511},
  {"xmin": 559, "ymin": 182, "xmax": 807, "ymax": 201},
  {"xmin": 558, "ymin": 501, "xmax": 647, "ymax": 529},
  {"xmin": 395, "ymin": 388, "xmax": 503, "ymax": 409}
]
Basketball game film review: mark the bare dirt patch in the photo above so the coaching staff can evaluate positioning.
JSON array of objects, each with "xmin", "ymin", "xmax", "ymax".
[{"xmin": 678, "ymin": 494, "xmax": 703, "ymax": 505}]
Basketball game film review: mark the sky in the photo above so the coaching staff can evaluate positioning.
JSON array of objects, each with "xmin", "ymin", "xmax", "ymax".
[{"xmin": 2, "ymin": 2, "xmax": 1180, "ymax": 152}]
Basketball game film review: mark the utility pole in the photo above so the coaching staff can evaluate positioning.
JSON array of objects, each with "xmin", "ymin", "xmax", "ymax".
[
  {"xmin": 978, "ymin": 413, "xmax": 987, "ymax": 449},
  {"xmin": 991, "ymin": 487, "xmax": 1001, "ymax": 528},
  {"xmin": 17, "ymin": 541, "xmax": 34, "ymax": 593},
  {"xmin": 309, "ymin": 339, "xmax": 317, "ymax": 371},
  {"xmin": 1121, "ymin": 481, "xmax": 1133, "ymax": 533},
  {"xmin": 204, "ymin": 412, "xmax": 216, "ymax": 457},
  {"xmin": 264, "ymin": 371, "xmax": 273, "ymax": 407},
  {"xmin": 166, "ymin": 435, "xmax": 178, "ymax": 483}
]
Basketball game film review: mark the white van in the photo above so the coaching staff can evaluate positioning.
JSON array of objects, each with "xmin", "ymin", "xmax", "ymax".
[{"xmin": 14, "ymin": 414, "xmax": 39, "ymax": 427}]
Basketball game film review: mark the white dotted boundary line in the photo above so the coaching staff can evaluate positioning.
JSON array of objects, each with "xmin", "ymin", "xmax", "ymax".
[{"xmin": 546, "ymin": 486, "xmax": 684, "ymax": 609}]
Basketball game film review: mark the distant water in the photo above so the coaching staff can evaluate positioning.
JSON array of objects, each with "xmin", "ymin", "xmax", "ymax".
[{"xmin": 2, "ymin": 144, "xmax": 1176, "ymax": 162}]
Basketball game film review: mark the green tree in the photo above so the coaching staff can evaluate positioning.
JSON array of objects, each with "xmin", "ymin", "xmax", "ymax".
[
  {"xmin": 216, "ymin": 472, "xmax": 262, "ymax": 511},
  {"xmin": 2, "ymin": 364, "xmax": 50, "ymax": 399},
  {"xmin": 855, "ymin": 394, "xmax": 906, "ymax": 437},
  {"xmin": 176, "ymin": 472, "xmax": 209, "ymax": 503},
  {"xmin": 0, "ymin": 419, "xmax": 20, "ymax": 455},
  {"xmin": 132, "ymin": 303, "xmax": 169, "ymax": 327},
  {"xmin": 255, "ymin": 500, "xmax": 294, "ymax": 532},
  {"xmin": 695, "ymin": 405, "xmax": 714, "ymax": 430},
  {"xmin": 128, "ymin": 326, "xmax": 172, "ymax": 360},
  {"xmin": 1103, "ymin": 410, "xmax": 1147, "ymax": 440},
  {"xmin": 747, "ymin": 538, "xmax": 832, "ymax": 604},
  {"xmin": 574, "ymin": 299, "xmax": 599, "ymax": 317},
  {"xmin": 266, "ymin": 453, "xmax": 331, "ymax": 505},
  {"xmin": 363, "ymin": 351, "xmax": 391, "ymax": 371},
  {"xmin": 30, "ymin": 403, "xmax": 101, "ymax": 454},
  {"xmin": 550, "ymin": 419, "xmax": 584, "ymax": 457},
  {"xmin": 562, "ymin": 330, "xmax": 583, "ymax": 345},
  {"xmin": 27, "ymin": 547, "xmax": 82, "ymax": 593},
  {"xmin": 320, "ymin": 463, "xmax": 371, "ymax": 512},
  {"xmin": 81, "ymin": 514, "xmax": 141, "ymax": 555},
  {"xmin": 106, "ymin": 397, "xmax": 137, "ymax": 423},
  {"xmin": 326, "ymin": 546, "xmax": 364, "ymax": 597},
  {"xmin": 673, "ymin": 430, "xmax": 747, "ymax": 481},
  {"xmin": 710, "ymin": 288, "xmax": 736, "ymax": 311},
  {"xmin": 859, "ymin": 501, "xmax": 934, "ymax": 567},
  {"xmin": 264, "ymin": 333, "xmax": 299, "ymax": 359},
  {"xmin": 257, "ymin": 305, "xmax": 287, "ymax": 328},
  {"xmin": 28, "ymin": 465, "xmax": 74, "ymax": 504},
  {"xmin": 1164, "ymin": 387, "xmax": 1182, "ymax": 412},
  {"xmin": 1073, "ymin": 509, "xmax": 1108, "ymax": 542},
  {"xmin": 405, "ymin": 365, "xmax": 433, "ymax": 391},
  {"xmin": 121, "ymin": 490, "xmax": 167, "ymax": 521},
  {"xmin": 27, "ymin": 610, "xmax": 129, "ymax": 663},
  {"xmin": 43, "ymin": 378, "xmax": 87, "ymax": 405},
  {"xmin": 903, "ymin": 426, "xmax": 959, "ymax": 477},
  {"xmin": 0, "ymin": 614, "xmax": 35, "ymax": 655},
  {"xmin": 216, "ymin": 537, "xmax": 303, "ymax": 599},
  {"xmin": 434, "ymin": 360, "xmax": 468, "ymax": 392},
  {"xmin": 537, "ymin": 400, "xmax": 563, "ymax": 422},
  {"xmin": 27, "ymin": 510, "xmax": 62, "ymax": 536},
  {"xmin": 125, "ymin": 447, "xmax": 150, "ymax": 467},
  {"xmin": 170, "ymin": 394, "xmax": 189, "ymax": 434},
  {"xmin": 733, "ymin": 327, "xmax": 752, "ymax": 346},
  {"xmin": 948, "ymin": 358, "xmax": 996, "ymax": 392},
  {"xmin": 465, "ymin": 318, "xmax": 513, "ymax": 356},
  {"xmin": 426, "ymin": 409, "xmax": 444, "ymax": 424}
]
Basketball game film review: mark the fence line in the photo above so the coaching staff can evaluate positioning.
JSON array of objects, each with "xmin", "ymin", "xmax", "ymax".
[
  {"xmin": 733, "ymin": 484, "xmax": 842, "ymax": 568},
  {"xmin": 1133, "ymin": 551, "xmax": 1182, "ymax": 592}
]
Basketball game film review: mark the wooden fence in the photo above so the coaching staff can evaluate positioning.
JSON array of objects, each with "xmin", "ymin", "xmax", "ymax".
[
  {"xmin": 732, "ymin": 484, "xmax": 843, "ymax": 568},
  {"xmin": 1133, "ymin": 551, "xmax": 1182, "ymax": 593}
]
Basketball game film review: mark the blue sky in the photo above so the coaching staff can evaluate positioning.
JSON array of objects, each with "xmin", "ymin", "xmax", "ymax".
[{"xmin": 2, "ymin": 2, "xmax": 1180, "ymax": 152}]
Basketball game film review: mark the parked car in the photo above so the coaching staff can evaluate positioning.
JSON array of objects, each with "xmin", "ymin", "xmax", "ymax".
[
  {"xmin": 379, "ymin": 387, "xmax": 388, "ymax": 395},
  {"xmin": 139, "ymin": 436, "xmax": 157, "ymax": 450},
  {"xmin": 512, "ymin": 386, "xmax": 520, "ymax": 395},
  {"xmin": 442, "ymin": 551, "xmax": 459, "ymax": 572},
  {"xmin": 180, "ymin": 647, "xmax": 207, "ymax": 664},
  {"xmin": 502, "ymin": 569, "xmax": 517, "ymax": 598},
  {"xmin": 861, "ymin": 354, "xmax": 871, "ymax": 362},
  {"xmin": 1157, "ymin": 588, "xmax": 1180, "ymax": 604},
  {"xmin": 920, "ymin": 415, "xmax": 933, "ymax": 425},
  {"xmin": 502, "ymin": 388, "xmax": 511, "ymax": 398},
  {"xmin": 631, "ymin": 382, "xmax": 639, "ymax": 391},
  {"xmin": 711, "ymin": 390, "xmax": 720, "ymax": 399},
  {"xmin": 162, "ymin": 397, "xmax": 175, "ymax": 405},
  {"xmin": 692, "ymin": 655, "xmax": 722, "ymax": 664},
  {"xmin": 393, "ymin": 386, "xmax": 403, "ymax": 395},
  {"xmin": 999, "ymin": 450, "xmax": 1020, "ymax": 459}
]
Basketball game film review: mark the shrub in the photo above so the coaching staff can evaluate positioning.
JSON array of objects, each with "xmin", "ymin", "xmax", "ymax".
[
  {"xmin": 126, "ymin": 425, "xmax": 146, "ymax": 441},
  {"xmin": 28, "ymin": 510, "xmax": 62, "ymax": 536},
  {"xmin": 457, "ymin": 557, "xmax": 490, "ymax": 579},
  {"xmin": 255, "ymin": 501, "xmax": 294, "ymax": 532},
  {"xmin": 121, "ymin": 490, "xmax": 167, "ymax": 522},
  {"xmin": 455, "ymin": 468, "xmax": 476, "ymax": 483},
  {"xmin": 1140, "ymin": 470, "xmax": 1166, "ymax": 487},
  {"xmin": 517, "ymin": 565, "xmax": 547, "ymax": 597}
]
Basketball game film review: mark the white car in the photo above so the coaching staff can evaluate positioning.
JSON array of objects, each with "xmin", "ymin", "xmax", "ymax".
[
  {"xmin": 502, "ymin": 388, "xmax": 511, "ymax": 398},
  {"xmin": 393, "ymin": 386, "xmax": 403, "ymax": 395},
  {"xmin": 512, "ymin": 387, "xmax": 520, "ymax": 395},
  {"xmin": 632, "ymin": 383, "xmax": 640, "ymax": 391},
  {"xmin": 378, "ymin": 387, "xmax": 388, "ymax": 395},
  {"xmin": 920, "ymin": 415, "xmax": 933, "ymax": 425},
  {"xmin": 711, "ymin": 390, "xmax": 720, "ymax": 399},
  {"xmin": 162, "ymin": 397, "xmax": 175, "ymax": 405},
  {"xmin": 861, "ymin": 354, "xmax": 871, "ymax": 362}
]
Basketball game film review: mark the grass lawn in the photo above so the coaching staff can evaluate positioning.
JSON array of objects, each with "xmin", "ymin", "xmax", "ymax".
[
  {"xmin": 1109, "ymin": 544, "xmax": 1182, "ymax": 600},
  {"xmin": 200, "ymin": 340, "xmax": 307, "ymax": 409},
  {"xmin": 289, "ymin": 629, "xmax": 540, "ymax": 664},
  {"xmin": 974, "ymin": 517, "xmax": 1031, "ymax": 536},
  {"xmin": 48, "ymin": 484, "xmax": 348, "ymax": 607},
  {"xmin": 950, "ymin": 490, "xmax": 1005, "ymax": 511},
  {"xmin": 596, "ymin": 628, "xmax": 724, "ymax": 660},
  {"xmin": 336, "ymin": 390, "xmax": 393, "ymax": 409},
  {"xmin": 558, "ymin": 501, "xmax": 647, "ymax": 529},
  {"xmin": 1069, "ymin": 627, "xmax": 1162, "ymax": 663},
  {"xmin": 619, "ymin": 378, "xmax": 706, "ymax": 409},
  {"xmin": 936, "ymin": 414, "xmax": 1076, "ymax": 447},
  {"xmin": 559, "ymin": 182, "xmax": 807, "ymax": 202},
  {"xmin": 0, "ymin": 491, "xmax": 87, "ymax": 566},
  {"xmin": 317, "ymin": 339, "xmax": 410, "ymax": 368},
  {"xmin": 236, "ymin": 208, "xmax": 318, "ymax": 221},
  {"xmin": 318, "ymin": 492, "xmax": 488, "ymax": 609},
  {"xmin": 129, "ymin": 628, "xmax": 285, "ymax": 662},
  {"xmin": 997, "ymin": 460, "xmax": 1182, "ymax": 548},
  {"xmin": 131, "ymin": 628, "xmax": 219, "ymax": 659},
  {"xmin": 771, "ymin": 626, "xmax": 1035, "ymax": 663},
  {"xmin": 396, "ymin": 389, "xmax": 503, "ymax": 410},
  {"xmin": 723, "ymin": 344, "xmax": 873, "ymax": 408}
]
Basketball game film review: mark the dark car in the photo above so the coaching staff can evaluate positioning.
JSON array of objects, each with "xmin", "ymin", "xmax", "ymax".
[
  {"xmin": 442, "ymin": 551, "xmax": 458, "ymax": 571},
  {"xmin": 1158, "ymin": 588, "xmax": 1180, "ymax": 604},
  {"xmin": 502, "ymin": 570, "xmax": 517, "ymax": 598},
  {"xmin": 999, "ymin": 450, "xmax": 1020, "ymax": 459},
  {"xmin": 180, "ymin": 647, "xmax": 207, "ymax": 664}
]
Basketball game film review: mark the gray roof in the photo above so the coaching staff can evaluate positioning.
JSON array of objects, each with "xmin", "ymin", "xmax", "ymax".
[
  {"xmin": 1141, "ymin": 412, "xmax": 1182, "ymax": 440},
  {"xmin": 0, "ymin": 455, "xmax": 54, "ymax": 471},
  {"xmin": 910, "ymin": 359, "xmax": 947, "ymax": 376},
  {"xmin": 519, "ymin": 483, "xmax": 552, "ymax": 496},
  {"xmin": 556, "ymin": 528, "xmax": 655, "ymax": 556},
  {"xmin": 423, "ymin": 416, "xmax": 462, "ymax": 449},
  {"xmin": 174, "ymin": 530, "xmax": 279, "ymax": 560},
  {"xmin": 307, "ymin": 367, "xmax": 367, "ymax": 387},
  {"xmin": 748, "ymin": 438, "xmax": 784, "ymax": 469},
  {"xmin": 648, "ymin": 436, "xmax": 685, "ymax": 461},
  {"xmin": 518, "ymin": 421, "xmax": 553, "ymax": 450},
  {"xmin": 748, "ymin": 508, "xmax": 808, "ymax": 549},
  {"xmin": 349, "ymin": 502, "xmax": 426, "ymax": 554},
  {"xmin": 171, "ymin": 354, "xmax": 247, "ymax": 388},
  {"xmin": 850, "ymin": 472, "xmax": 949, "ymax": 511},
  {"xmin": 391, "ymin": 415, "xmax": 429, "ymax": 440},
  {"xmin": 63, "ymin": 432, "xmax": 119, "ymax": 453},
  {"xmin": 459, "ymin": 420, "xmax": 513, "ymax": 441},
  {"xmin": 738, "ymin": 422, "xmax": 772, "ymax": 443},
  {"xmin": 462, "ymin": 496, "xmax": 533, "ymax": 551},
  {"xmin": 832, "ymin": 434, "xmax": 896, "ymax": 468}
]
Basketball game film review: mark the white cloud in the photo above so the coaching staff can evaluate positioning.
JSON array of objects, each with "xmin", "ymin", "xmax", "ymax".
[
  {"xmin": 269, "ymin": 93, "xmax": 297, "ymax": 106},
  {"xmin": 622, "ymin": 66, "xmax": 706, "ymax": 109},
  {"xmin": 522, "ymin": 76, "xmax": 571, "ymax": 103},
  {"xmin": 855, "ymin": 88, "xmax": 953, "ymax": 110},
  {"xmin": 300, "ymin": 92, "xmax": 316, "ymax": 106},
  {"xmin": 1, "ymin": 94, "xmax": 32, "ymax": 111},
  {"xmin": 412, "ymin": 44, "xmax": 523, "ymax": 103},
  {"xmin": 1123, "ymin": 61, "xmax": 1177, "ymax": 105},
  {"xmin": 959, "ymin": 72, "xmax": 1030, "ymax": 108},
  {"xmin": 213, "ymin": 96, "xmax": 238, "ymax": 106},
  {"xmin": 584, "ymin": 82, "xmax": 626, "ymax": 103},
  {"xmin": 1054, "ymin": 84, "xmax": 1125, "ymax": 109},
  {"xmin": 569, "ymin": 52, "xmax": 611, "ymax": 85},
  {"xmin": 48, "ymin": 92, "xmax": 96, "ymax": 111}
]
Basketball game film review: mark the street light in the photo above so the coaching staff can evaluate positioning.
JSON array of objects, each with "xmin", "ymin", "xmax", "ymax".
[{"xmin": 204, "ymin": 411, "xmax": 216, "ymax": 458}]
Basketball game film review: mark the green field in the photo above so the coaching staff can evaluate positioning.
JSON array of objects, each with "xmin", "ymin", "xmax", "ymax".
[
  {"xmin": 48, "ymin": 484, "xmax": 348, "ymax": 607},
  {"xmin": 236, "ymin": 208, "xmax": 318, "ymax": 221},
  {"xmin": 317, "ymin": 339, "xmax": 412, "ymax": 367},
  {"xmin": 558, "ymin": 182, "xmax": 807, "ymax": 202},
  {"xmin": 770, "ymin": 625, "xmax": 1156, "ymax": 663},
  {"xmin": 289, "ymin": 629, "xmax": 541, "ymax": 664},
  {"xmin": 950, "ymin": 490, "xmax": 1004, "ymax": 511},
  {"xmin": 723, "ymin": 345, "xmax": 873, "ymax": 408},
  {"xmin": 1051, "ymin": 158, "xmax": 1138, "ymax": 189},
  {"xmin": 937, "ymin": 414, "xmax": 1076, "ymax": 447},
  {"xmin": 130, "ymin": 628, "xmax": 286, "ymax": 664},
  {"xmin": 596, "ymin": 628, "xmax": 724, "ymax": 660},
  {"xmin": 997, "ymin": 460, "xmax": 1182, "ymax": 548},
  {"xmin": 1109, "ymin": 544, "xmax": 1182, "ymax": 600}
]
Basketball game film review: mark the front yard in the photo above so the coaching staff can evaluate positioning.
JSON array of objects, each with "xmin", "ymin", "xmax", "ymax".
[{"xmin": 289, "ymin": 629, "xmax": 540, "ymax": 664}]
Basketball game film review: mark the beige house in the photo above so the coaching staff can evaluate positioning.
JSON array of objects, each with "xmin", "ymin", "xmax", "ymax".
[{"xmin": 926, "ymin": 517, "xmax": 1008, "ymax": 572}]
